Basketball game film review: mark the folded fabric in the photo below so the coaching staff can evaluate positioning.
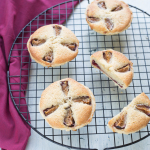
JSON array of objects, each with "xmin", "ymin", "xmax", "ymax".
[{"xmin": 0, "ymin": 0, "xmax": 80, "ymax": 150}]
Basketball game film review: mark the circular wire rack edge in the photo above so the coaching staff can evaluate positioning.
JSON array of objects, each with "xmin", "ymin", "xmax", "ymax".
[{"xmin": 7, "ymin": 0, "xmax": 150, "ymax": 149}]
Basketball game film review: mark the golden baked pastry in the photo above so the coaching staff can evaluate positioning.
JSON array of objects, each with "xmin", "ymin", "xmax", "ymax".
[
  {"xmin": 90, "ymin": 49, "xmax": 133, "ymax": 89},
  {"xmin": 108, "ymin": 93, "xmax": 150, "ymax": 134},
  {"xmin": 27, "ymin": 24, "xmax": 79, "ymax": 67},
  {"xmin": 39, "ymin": 78, "xmax": 96, "ymax": 131},
  {"xmin": 85, "ymin": 0, "xmax": 133, "ymax": 35}
]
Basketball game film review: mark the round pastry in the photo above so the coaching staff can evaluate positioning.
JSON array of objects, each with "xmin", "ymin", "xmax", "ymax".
[
  {"xmin": 90, "ymin": 49, "xmax": 133, "ymax": 89},
  {"xmin": 39, "ymin": 78, "xmax": 96, "ymax": 131},
  {"xmin": 108, "ymin": 93, "xmax": 150, "ymax": 134},
  {"xmin": 27, "ymin": 24, "xmax": 79, "ymax": 67},
  {"xmin": 85, "ymin": 0, "xmax": 133, "ymax": 35}
]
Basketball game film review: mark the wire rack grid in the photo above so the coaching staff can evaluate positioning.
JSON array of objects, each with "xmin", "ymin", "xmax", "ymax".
[{"xmin": 7, "ymin": 0, "xmax": 150, "ymax": 149}]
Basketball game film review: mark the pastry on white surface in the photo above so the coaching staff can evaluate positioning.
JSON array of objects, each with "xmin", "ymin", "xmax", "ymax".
[
  {"xmin": 108, "ymin": 93, "xmax": 150, "ymax": 134},
  {"xmin": 85, "ymin": 0, "xmax": 133, "ymax": 35},
  {"xmin": 90, "ymin": 49, "xmax": 133, "ymax": 89},
  {"xmin": 39, "ymin": 78, "xmax": 96, "ymax": 131},
  {"xmin": 27, "ymin": 24, "xmax": 79, "ymax": 67}
]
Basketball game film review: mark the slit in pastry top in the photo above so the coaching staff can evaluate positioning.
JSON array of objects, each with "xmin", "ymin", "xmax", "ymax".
[
  {"xmin": 114, "ymin": 112, "xmax": 127, "ymax": 129},
  {"xmin": 136, "ymin": 104, "xmax": 150, "ymax": 116},
  {"xmin": 116, "ymin": 64, "xmax": 130, "ymax": 72},
  {"xmin": 60, "ymin": 81, "xmax": 69, "ymax": 96},
  {"xmin": 53, "ymin": 25, "xmax": 62, "ymax": 36},
  {"xmin": 43, "ymin": 51, "xmax": 53, "ymax": 63},
  {"xmin": 97, "ymin": 1, "xmax": 107, "ymax": 9},
  {"xmin": 64, "ymin": 107, "xmax": 75, "ymax": 127},
  {"xmin": 61, "ymin": 43, "xmax": 77, "ymax": 51},
  {"xmin": 31, "ymin": 39, "xmax": 46, "ymax": 46},
  {"xmin": 112, "ymin": 5, "xmax": 123, "ymax": 12},
  {"xmin": 43, "ymin": 105, "xmax": 59, "ymax": 116},
  {"xmin": 73, "ymin": 96, "xmax": 91, "ymax": 105}
]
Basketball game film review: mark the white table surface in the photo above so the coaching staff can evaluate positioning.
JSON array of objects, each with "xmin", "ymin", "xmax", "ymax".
[{"xmin": 25, "ymin": 0, "xmax": 149, "ymax": 150}]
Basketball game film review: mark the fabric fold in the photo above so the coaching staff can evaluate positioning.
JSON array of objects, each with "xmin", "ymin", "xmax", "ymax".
[{"xmin": 0, "ymin": 0, "xmax": 80, "ymax": 150}]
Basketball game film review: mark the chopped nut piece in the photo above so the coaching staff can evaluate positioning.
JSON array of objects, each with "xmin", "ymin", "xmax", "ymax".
[
  {"xmin": 136, "ymin": 104, "xmax": 150, "ymax": 116},
  {"xmin": 53, "ymin": 25, "xmax": 62, "ymax": 36},
  {"xmin": 31, "ymin": 39, "xmax": 46, "ymax": 46},
  {"xmin": 73, "ymin": 96, "xmax": 91, "ymax": 105},
  {"xmin": 105, "ymin": 18, "xmax": 114, "ymax": 31},
  {"xmin": 103, "ymin": 51, "xmax": 112, "ymax": 63},
  {"xmin": 60, "ymin": 81, "xmax": 69, "ymax": 96},
  {"xmin": 116, "ymin": 64, "xmax": 130, "ymax": 72},
  {"xmin": 97, "ymin": 1, "xmax": 107, "ymax": 9},
  {"xmin": 64, "ymin": 108, "xmax": 75, "ymax": 127},
  {"xmin": 43, "ymin": 105, "xmax": 59, "ymax": 116},
  {"xmin": 112, "ymin": 5, "xmax": 123, "ymax": 12},
  {"xmin": 114, "ymin": 112, "xmax": 127, "ymax": 129},
  {"xmin": 62, "ymin": 43, "xmax": 76, "ymax": 51},
  {"xmin": 43, "ymin": 51, "xmax": 53, "ymax": 63},
  {"xmin": 87, "ymin": 17, "xmax": 100, "ymax": 23}
]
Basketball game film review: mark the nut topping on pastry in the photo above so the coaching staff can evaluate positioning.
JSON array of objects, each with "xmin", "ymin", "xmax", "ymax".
[
  {"xmin": 116, "ymin": 64, "xmax": 130, "ymax": 72},
  {"xmin": 64, "ymin": 107, "xmax": 75, "ymax": 127},
  {"xmin": 31, "ymin": 39, "xmax": 46, "ymax": 46},
  {"xmin": 60, "ymin": 81, "xmax": 69, "ymax": 96},
  {"xmin": 105, "ymin": 18, "xmax": 114, "ymax": 31},
  {"xmin": 62, "ymin": 43, "xmax": 77, "ymax": 51},
  {"xmin": 43, "ymin": 51, "xmax": 53, "ymax": 63},
  {"xmin": 97, "ymin": 1, "xmax": 107, "ymax": 9},
  {"xmin": 73, "ymin": 96, "xmax": 91, "ymax": 105},
  {"xmin": 136, "ymin": 104, "xmax": 150, "ymax": 116},
  {"xmin": 87, "ymin": 17, "xmax": 100, "ymax": 23},
  {"xmin": 112, "ymin": 5, "xmax": 123, "ymax": 12},
  {"xmin": 53, "ymin": 25, "xmax": 62, "ymax": 36},
  {"xmin": 103, "ymin": 51, "xmax": 112, "ymax": 63},
  {"xmin": 43, "ymin": 105, "xmax": 59, "ymax": 116},
  {"xmin": 114, "ymin": 112, "xmax": 127, "ymax": 129}
]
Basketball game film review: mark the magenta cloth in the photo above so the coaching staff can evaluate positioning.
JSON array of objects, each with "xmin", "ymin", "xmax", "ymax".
[{"xmin": 0, "ymin": 0, "xmax": 79, "ymax": 150}]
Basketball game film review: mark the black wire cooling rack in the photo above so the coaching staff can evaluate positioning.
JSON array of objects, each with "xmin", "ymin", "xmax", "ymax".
[{"xmin": 7, "ymin": 0, "xmax": 150, "ymax": 149}]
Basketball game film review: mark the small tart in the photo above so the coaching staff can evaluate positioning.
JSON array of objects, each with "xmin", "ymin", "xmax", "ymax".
[
  {"xmin": 85, "ymin": 0, "xmax": 133, "ymax": 35},
  {"xmin": 90, "ymin": 49, "xmax": 133, "ymax": 89},
  {"xmin": 27, "ymin": 24, "xmax": 79, "ymax": 67},
  {"xmin": 39, "ymin": 78, "xmax": 96, "ymax": 131},
  {"xmin": 108, "ymin": 93, "xmax": 150, "ymax": 134}
]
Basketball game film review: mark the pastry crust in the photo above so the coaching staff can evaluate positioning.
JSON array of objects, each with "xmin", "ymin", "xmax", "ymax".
[
  {"xmin": 90, "ymin": 49, "xmax": 133, "ymax": 89},
  {"xmin": 39, "ymin": 78, "xmax": 96, "ymax": 131},
  {"xmin": 27, "ymin": 24, "xmax": 79, "ymax": 67},
  {"xmin": 108, "ymin": 93, "xmax": 150, "ymax": 134},
  {"xmin": 85, "ymin": 0, "xmax": 133, "ymax": 35}
]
